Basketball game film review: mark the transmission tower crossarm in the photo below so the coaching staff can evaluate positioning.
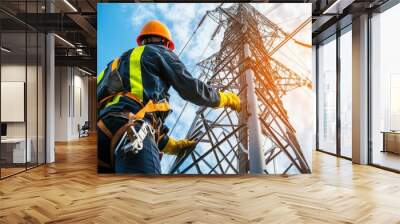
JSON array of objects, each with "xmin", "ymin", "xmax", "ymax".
[
  {"xmin": 268, "ymin": 57, "xmax": 312, "ymax": 93},
  {"xmin": 269, "ymin": 17, "xmax": 312, "ymax": 56},
  {"xmin": 250, "ymin": 5, "xmax": 311, "ymax": 49}
]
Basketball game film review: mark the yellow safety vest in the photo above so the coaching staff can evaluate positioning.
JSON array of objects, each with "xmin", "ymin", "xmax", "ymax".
[
  {"xmin": 97, "ymin": 46, "xmax": 145, "ymax": 107},
  {"xmin": 97, "ymin": 46, "xmax": 170, "ymax": 118}
]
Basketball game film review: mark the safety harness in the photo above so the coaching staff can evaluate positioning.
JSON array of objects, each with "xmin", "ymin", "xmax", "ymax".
[
  {"xmin": 97, "ymin": 96, "xmax": 170, "ymax": 168},
  {"xmin": 97, "ymin": 46, "xmax": 171, "ymax": 169}
]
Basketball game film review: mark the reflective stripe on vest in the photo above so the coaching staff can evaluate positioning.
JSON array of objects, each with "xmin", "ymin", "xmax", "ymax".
[
  {"xmin": 102, "ymin": 46, "xmax": 145, "ymax": 108},
  {"xmin": 129, "ymin": 46, "xmax": 145, "ymax": 102},
  {"xmin": 97, "ymin": 69, "xmax": 105, "ymax": 85},
  {"xmin": 111, "ymin": 57, "xmax": 120, "ymax": 72},
  {"xmin": 105, "ymin": 95, "xmax": 121, "ymax": 108}
]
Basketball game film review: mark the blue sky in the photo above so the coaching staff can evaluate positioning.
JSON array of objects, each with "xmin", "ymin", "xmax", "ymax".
[
  {"xmin": 98, "ymin": 3, "xmax": 313, "ymax": 173},
  {"xmin": 97, "ymin": 5, "xmax": 136, "ymax": 72}
]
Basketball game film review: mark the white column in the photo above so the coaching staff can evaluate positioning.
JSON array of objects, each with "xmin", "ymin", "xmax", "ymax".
[
  {"xmin": 352, "ymin": 14, "xmax": 369, "ymax": 164},
  {"xmin": 46, "ymin": 1, "xmax": 55, "ymax": 163}
]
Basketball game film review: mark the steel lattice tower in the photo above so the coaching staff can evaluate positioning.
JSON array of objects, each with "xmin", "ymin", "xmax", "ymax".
[{"xmin": 169, "ymin": 3, "xmax": 312, "ymax": 174}]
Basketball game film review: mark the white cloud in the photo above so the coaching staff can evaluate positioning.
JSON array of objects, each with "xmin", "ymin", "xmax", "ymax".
[
  {"xmin": 130, "ymin": 4, "xmax": 158, "ymax": 28},
  {"xmin": 284, "ymin": 88, "xmax": 315, "ymax": 168},
  {"xmin": 155, "ymin": 3, "xmax": 170, "ymax": 14}
]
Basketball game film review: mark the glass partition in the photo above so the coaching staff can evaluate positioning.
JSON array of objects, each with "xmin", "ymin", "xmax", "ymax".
[
  {"xmin": 0, "ymin": 0, "xmax": 46, "ymax": 179},
  {"xmin": 1, "ymin": 31, "xmax": 28, "ymax": 177},
  {"xmin": 317, "ymin": 35, "xmax": 337, "ymax": 154},
  {"xmin": 370, "ymin": 3, "xmax": 400, "ymax": 171}
]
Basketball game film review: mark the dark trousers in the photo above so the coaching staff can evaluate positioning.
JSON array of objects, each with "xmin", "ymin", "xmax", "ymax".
[{"xmin": 97, "ymin": 116, "xmax": 161, "ymax": 174}]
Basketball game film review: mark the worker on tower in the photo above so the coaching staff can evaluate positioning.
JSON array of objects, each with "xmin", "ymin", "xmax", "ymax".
[{"xmin": 97, "ymin": 20, "xmax": 241, "ymax": 174}]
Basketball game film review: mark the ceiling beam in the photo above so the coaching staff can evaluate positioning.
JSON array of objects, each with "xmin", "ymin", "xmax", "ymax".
[
  {"xmin": 323, "ymin": 0, "xmax": 356, "ymax": 14},
  {"xmin": 67, "ymin": 13, "xmax": 96, "ymax": 46},
  {"xmin": 55, "ymin": 55, "xmax": 96, "ymax": 71}
]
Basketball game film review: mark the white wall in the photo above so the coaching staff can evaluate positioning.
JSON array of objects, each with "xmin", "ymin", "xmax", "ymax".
[
  {"xmin": 55, "ymin": 67, "xmax": 69, "ymax": 141},
  {"xmin": 1, "ymin": 65, "xmax": 26, "ymax": 139},
  {"xmin": 1, "ymin": 64, "xmax": 46, "ymax": 164},
  {"xmin": 1, "ymin": 65, "xmax": 38, "ymax": 138},
  {"xmin": 72, "ymin": 73, "xmax": 89, "ymax": 138},
  {"xmin": 54, "ymin": 67, "xmax": 89, "ymax": 141}
]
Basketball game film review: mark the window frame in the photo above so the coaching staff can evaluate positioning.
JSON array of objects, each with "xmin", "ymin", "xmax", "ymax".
[{"xmin": 316, "ymin": 24, "xmax": 352, "ymax": 160}]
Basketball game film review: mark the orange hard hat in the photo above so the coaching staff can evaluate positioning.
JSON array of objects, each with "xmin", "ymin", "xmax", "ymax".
[{"xmin": 136, "ymin": 20, "xmax": 175, "ymax": 50}]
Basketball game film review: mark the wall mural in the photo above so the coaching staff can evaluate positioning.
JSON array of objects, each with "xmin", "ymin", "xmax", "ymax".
[{"xmin": 97, "ymin": 3, "xmax": 314, "ymax": 174}]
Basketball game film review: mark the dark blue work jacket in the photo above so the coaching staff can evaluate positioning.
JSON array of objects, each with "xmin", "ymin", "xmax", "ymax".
[{"xmin": 97, "ymin": 43, "xmax": 220, "ymax": 147}]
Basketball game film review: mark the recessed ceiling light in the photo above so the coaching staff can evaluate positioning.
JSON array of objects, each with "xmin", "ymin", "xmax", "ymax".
[
  {"xmin": 54, "ymin": 34, "xmax": 75, "ymax": 48},
  {"xmin": 1, "ymin": 47, "xmax": 11, "ymax": 53},
  {"xmin": 323, "ymin": 0, "xmax": 355, "ymax": 14},
  {"xmin": 63, "ymin": 0, "xmax": 78, "ymax": 12},
  {"xmin": 78, "ymin": 67, "xmax": 93, "ymax": 76}
]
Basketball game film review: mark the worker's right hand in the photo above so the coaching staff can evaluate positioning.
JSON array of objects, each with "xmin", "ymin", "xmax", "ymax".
[{"xmin": 217, "ymin": 92, "xmax": 241, "ymax": 112}]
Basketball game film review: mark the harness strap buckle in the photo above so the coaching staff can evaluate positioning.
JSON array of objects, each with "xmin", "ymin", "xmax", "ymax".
[{"xmin": 115, "ymin": 119, "xmax": 155, "ymax": 155}]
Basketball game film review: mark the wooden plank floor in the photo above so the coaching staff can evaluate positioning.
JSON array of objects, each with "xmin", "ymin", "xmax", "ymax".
[{"xmin": 1, "ymin": 135, "xmax": 400, "ymax": 224}]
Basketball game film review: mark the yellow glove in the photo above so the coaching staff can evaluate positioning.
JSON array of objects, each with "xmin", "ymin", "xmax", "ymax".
[
  {"xmin": 218, "ymin": 92, "xmax": 241, "ymax": 112},
  {"xmin": 163, "ymin": 137, "xmax": 196, "ymax": 155}
]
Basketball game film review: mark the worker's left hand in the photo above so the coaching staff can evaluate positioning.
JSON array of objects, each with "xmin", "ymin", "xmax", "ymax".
[{"xmin": 163, "ymin": 137, "xmax": 196, "ymax": 155}]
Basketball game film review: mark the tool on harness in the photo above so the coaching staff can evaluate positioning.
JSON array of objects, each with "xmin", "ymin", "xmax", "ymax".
[
  {"xmin": 97, "ymin": 98, "xmax": 171, "ymax": 169},
  {"xmin": 114, "ymin": 119, "xmax": 155, "ymax": 155}
]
